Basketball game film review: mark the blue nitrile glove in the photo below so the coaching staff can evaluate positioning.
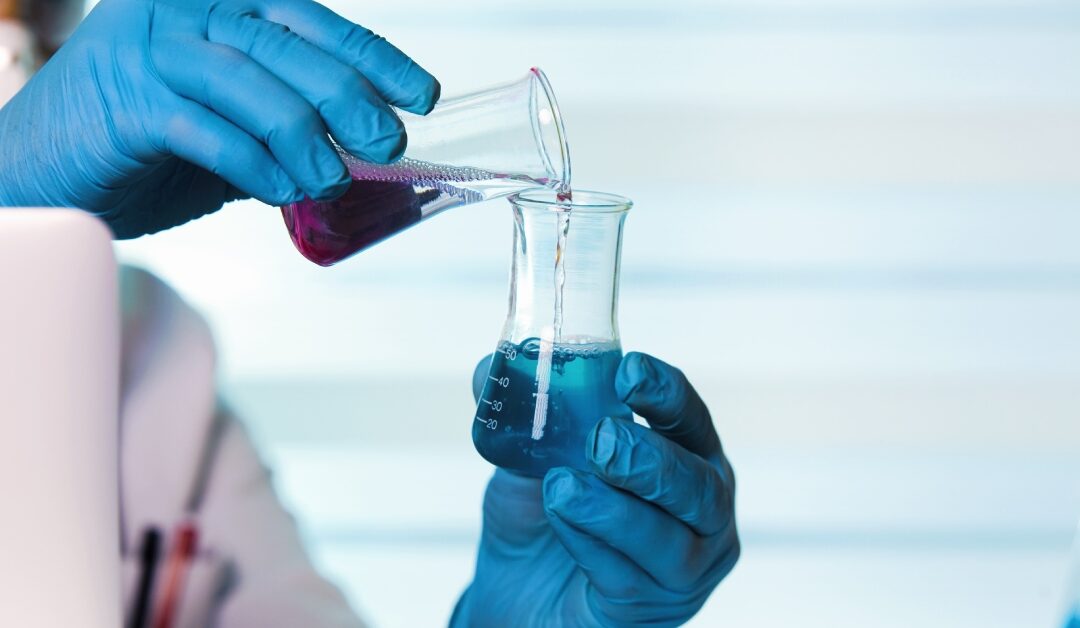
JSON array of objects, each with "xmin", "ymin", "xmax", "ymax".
[
  {"xmin": 452, "ymin": 352, "xmax": 740, "ymax": 627},
  {"xmin": 0, "ymin": 0, "xmax": 438, "ymax": 238}
]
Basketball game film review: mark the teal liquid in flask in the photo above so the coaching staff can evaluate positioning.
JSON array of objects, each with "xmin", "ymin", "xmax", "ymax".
[{"xmin": 473, "ymin": 190, "xmax": 634, "ymax": 477}]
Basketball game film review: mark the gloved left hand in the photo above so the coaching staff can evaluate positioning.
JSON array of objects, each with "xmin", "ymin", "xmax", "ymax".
[
  {"xmin": 452, "ymin": 352, "xmax": 740, "ymax": 627},
  {"xmin": 0, "ymin": 0, "xmax": 439, "ymax": 238}
]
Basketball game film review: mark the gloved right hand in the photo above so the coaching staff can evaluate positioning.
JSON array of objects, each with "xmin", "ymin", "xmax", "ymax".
[
  {"xmin": 453, "ymin": 352, "xmax": 740, "ymax": 627},
  {"xmin": 0, "ymin": 0, "xmax": 439, "ymax": 238}
]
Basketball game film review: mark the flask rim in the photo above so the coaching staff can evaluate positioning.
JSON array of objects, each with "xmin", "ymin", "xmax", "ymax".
[
  {"xmin": 510, "ymin": 189, "xmax": 633, "ymax": 214},
  {"xmin": 529, "ymin": 67, "xmax": 572, "ymax": 189}
]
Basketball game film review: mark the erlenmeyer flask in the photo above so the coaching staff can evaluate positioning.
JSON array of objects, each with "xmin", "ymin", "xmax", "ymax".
[
  {"xmin": 280, "ymin": 67, "xmax": 570, "ymax": 266},
  {"xmin": 473, "ymin": 190, "xmax": 633, "ymax": 477}
]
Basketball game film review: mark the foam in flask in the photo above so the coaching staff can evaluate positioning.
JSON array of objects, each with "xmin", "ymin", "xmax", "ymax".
[
  {"xmin": 280, "ymin": 68, "xmax": 570, "ymax": 266},
  {"xmin": 473, "ymin": 190, "xmax": 633, "ymax": 477}
]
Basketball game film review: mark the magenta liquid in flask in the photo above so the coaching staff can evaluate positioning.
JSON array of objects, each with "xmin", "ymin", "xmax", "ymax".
[{"xmin": 280, "ymin": 68, "xmax": 570, "ymax": 266}]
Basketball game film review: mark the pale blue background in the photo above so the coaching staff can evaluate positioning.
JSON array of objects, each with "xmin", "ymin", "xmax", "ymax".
[{"xmin": 109, "ymin": 0, "xmax": 1080, "ymax": 625}]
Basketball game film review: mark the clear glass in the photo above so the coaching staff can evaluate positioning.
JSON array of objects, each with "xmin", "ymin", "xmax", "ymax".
[
  {"xmin": 280, "ymin": 67, "xmax": 570, "ymax": 266},
  {"xmin": 473, "ymin": 190, "xmax": 633, "ymax": 477}
]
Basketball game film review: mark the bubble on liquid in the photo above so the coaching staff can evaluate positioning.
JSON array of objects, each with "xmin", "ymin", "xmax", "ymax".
[
  {"xmin": 511, "ymin": 338, "xmax": 616, "ymax": 363},
  {"xmin": 342, "ymin": 155, "xmax": 496, "ymax": 184},
  {"xmin": 334, "ymin": 153, "xmax": 504, "ymax": 206}
]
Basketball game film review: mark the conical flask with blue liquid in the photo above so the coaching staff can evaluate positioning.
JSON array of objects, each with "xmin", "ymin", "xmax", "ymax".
[{"xmin": 472, "ymin": 190, "xmax": 634, "ymax": 477}]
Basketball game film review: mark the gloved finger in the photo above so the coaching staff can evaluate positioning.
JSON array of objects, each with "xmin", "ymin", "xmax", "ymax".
[
  {"xmin": 587, "ymin": 417, "xmax": 732, "ymax": 537},
  {"xmin": 542, "ymin": 468, "xmax": 660, "ymax": 604},
  {"xmin": 616, "ymin": 352, "xmax": 722, "ymax": 462},
  {"xmin": 152, "ymin": 37, "xmax": 349, "ymax": 201},
  {"xmin": 546, "ymin": 467, "xmax": 728, "ymax": 593},
  {"xmin": 157, "ymin": 100, "xmax": 302, "ymax": 206},
  {"xmin": 480, "ymin": 469, "xmax": 549, "ymax": 547},
  {"xmin": 260, "ymin": 0, "xmax": 440, "ymax": 114},
  {"xmin": 207, "ymin": 11, "xmax": 406, "ymax": 163},
  {"xmin": 471, "ymin": 354, "xmax": 494, "ymax": 402}
]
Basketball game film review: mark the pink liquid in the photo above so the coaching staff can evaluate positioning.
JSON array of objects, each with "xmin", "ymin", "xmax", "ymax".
[
  {"xmin": 281, "ymin": 179, "xmax": 429, "ymax": 266},
  {"xmin": 280, "ymin": 154, "xmax": 557, "ymax": 266}
]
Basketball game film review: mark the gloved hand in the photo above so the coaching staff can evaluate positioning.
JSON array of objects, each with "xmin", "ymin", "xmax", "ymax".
[
  {"xmin": 453, "ymin": 352, "xmax": 740, "ymax": 627},
  {"xmin": 0, "ymin": 0, "xmax": 438, "ymax": 238}
]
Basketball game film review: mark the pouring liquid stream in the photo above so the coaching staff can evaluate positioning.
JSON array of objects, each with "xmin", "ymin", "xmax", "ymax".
[
  {"xmin": 553, "ymin": 187, "xmax": 574, "ymax": 345},
  {"xmin": 531, "ymin": 188, "xmax": 574, "ymax": 441}
]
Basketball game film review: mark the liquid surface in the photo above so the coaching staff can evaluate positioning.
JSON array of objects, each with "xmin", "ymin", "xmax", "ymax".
[
  {"xmin": 281, "ymin": 154, "xmax": 556, "ymax": 266},
  {"xmin": 473, "ymin": 338, "xmax": 630, "ymax": 477}
]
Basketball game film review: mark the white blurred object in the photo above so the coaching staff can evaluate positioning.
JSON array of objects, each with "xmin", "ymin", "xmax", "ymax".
[
  {"xmin": 0, "ymin": 212, "xmax": 369, "ymax": 627},
  {"xmin": 117, "ymin": 267, "xmax": 365, "ymax": 628},
  {"xmin": 0, "ymin": 20, "xmax": 34, "ymax": 103},
  {"xmin": 0, "ymin": 209, "xmax": 122, "ymax": 628},
  {"xmin": 0, "ymin": 210, "xmax": 366, "ymax": 626}
]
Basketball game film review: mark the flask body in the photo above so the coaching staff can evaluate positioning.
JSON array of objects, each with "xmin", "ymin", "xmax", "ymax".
[{"xmin": 473, "ymin": 190, "xmax": 633, "ymax": 477}]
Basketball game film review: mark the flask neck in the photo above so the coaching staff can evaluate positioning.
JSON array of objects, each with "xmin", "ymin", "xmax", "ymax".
[{"xmin": 502, "ymin": 203, "xmax": 626, "ymax": 347}]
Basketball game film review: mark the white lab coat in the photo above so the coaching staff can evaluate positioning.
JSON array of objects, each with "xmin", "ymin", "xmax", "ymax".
[
  {"xmin": 1, "ymin": 21, "xmax": 365, "ymax": 627},
  {"xmin": 117, "ymin": 267, "xmax": 365, "ymax": 628}
]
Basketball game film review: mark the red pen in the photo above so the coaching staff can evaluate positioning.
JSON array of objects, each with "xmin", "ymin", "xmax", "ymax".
[{"xmin": 152, "ymin": 519, "xmax": 199, "ymax": 628}]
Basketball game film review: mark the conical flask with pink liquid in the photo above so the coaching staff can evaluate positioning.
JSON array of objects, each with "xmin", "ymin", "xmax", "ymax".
[{"xmin": 280, "ymin": 68, "xmax": 570, "ymax": 266}]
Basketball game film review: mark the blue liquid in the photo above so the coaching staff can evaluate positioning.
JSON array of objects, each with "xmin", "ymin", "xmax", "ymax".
[{"xmin": 473, "ymin": 338, "xmax": 631, "ymax": 477}]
